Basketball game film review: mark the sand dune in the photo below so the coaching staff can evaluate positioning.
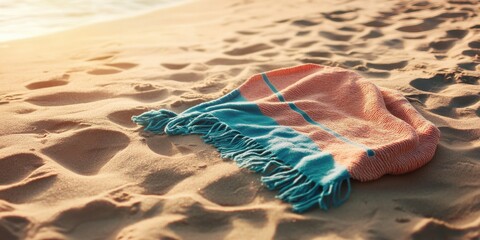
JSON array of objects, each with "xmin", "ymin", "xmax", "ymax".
[{"xmin": 0, "ymin": 0, "xmax": 479, "ymax": 239}]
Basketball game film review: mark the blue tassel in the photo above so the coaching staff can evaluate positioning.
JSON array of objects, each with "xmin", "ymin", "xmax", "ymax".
[{"xmin": 131, "ymin": 109, "xmax": 177, "ymax": 134}]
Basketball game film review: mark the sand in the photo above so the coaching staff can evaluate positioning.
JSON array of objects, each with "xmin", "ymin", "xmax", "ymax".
[{"xmin": 0, "ymin": 0, "xmax": 479, "ymax": 239}]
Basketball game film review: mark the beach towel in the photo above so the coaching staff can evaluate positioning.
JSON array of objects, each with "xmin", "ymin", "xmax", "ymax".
[{"xmin": 132, "ymin": 64, "xmax": 440, "ymax": 212}]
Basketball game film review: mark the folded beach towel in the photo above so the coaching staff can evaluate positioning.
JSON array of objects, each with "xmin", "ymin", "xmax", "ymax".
[{"xmin": 132, "ymin": 64, "xmax": 440, "ymax": 212}]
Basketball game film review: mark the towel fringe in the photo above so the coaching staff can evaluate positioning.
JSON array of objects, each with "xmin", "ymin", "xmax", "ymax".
[
  {"xmin": 132, "ymin": 111, "xmax": 351, "ymax": 212},
  {"xmin": 132, "ymin": 109, "xmax": 177, "ymax": 134}
]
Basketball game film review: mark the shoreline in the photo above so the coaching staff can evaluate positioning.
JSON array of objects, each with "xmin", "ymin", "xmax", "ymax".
[{"xmin": 0, "ymin": 0, "xmax": 191, "ymax": 44}]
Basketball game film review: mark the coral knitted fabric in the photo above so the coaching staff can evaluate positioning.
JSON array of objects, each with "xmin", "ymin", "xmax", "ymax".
[{"xmin": 132, "ymin": 64, "xmax": 440, "ymax": 212}]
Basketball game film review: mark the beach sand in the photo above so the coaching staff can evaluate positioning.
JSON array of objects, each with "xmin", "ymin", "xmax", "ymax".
[{"xmin": 0, "ymin": 0, "xmax": 479, "ymax": 239}]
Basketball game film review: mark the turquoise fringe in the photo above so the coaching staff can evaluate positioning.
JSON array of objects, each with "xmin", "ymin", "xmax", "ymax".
[
  {"xmin": 132, "ymin": 110, "xmax": 351, "ymax": 213},
  {"xmin": 131, "ymin": 109, "xmax": 177, "ymax": 134}
]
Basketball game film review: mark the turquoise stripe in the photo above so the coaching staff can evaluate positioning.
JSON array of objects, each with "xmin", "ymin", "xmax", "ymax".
[
  {"xmin": 179, "ymin": 90, "xmax": 349, "ymax": 185},
  {"xmin": 134, "ymin": 76, "xmax": 355, "ymax": 211},
  {"xmin": 261, "ymin": 73, "xmax": 375, "ymax": 157}
]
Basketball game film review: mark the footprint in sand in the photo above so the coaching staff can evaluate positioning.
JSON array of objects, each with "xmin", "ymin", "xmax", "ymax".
[
  {"xmin": 199, "ymin": 171, "xmax": 259, "ymax": 206},
  {"xmin": 291, "ymin": 19, "xmax": 319, "ymax": 27},
  {"xmin": 290, "ymin": 40, "xmax": 317, "ymax": 48},
  {"xmin": 428, "ymin": 94, "xmax": 480, "ymax": 118},
  {"xmin": 141, "ymin": 168, "xmax": 193, "ymax": 195},
  {"xmin": 167, "ymin": 72, "xmax": 203, "ymax": 82},
  {"xmin": 394, "ymin": 195, "xmax": 479, "ymax": 237},
  {"xmin": 449, "ymin": 0, "xmax": 478, "ymax": 4},
  {"xmin": 361, "ymin": 70, "xmax": 391, "ymax": 79},
  {"xmin": 30, "ymin": 119, "xmax": 88, "ymax": 134},
  {"xmin": 462, "ymin": 49, "xmax": 480, "ymax": 57},
  {"xmin": 338, "ymin": 26, "xmax": 364, "ymax": 32},
  {"xmin": 107, "ymin": 107, "xmax": 148, "ymax": 128},
  {"xmin": 26, "ymin": 91, "xmax": 112, "ymax": 106},
  {"xmin": 125, "ymin": 87, "xmax": 169, "ymax": 103},
  {"xmin": 412, "ymin": 71, "xmax": 479, "ymax": 92},
  {"xmin": 464, "ymin": 42, "xmax": 480, "ymax": 57},
  {"xmin": 366, "ymin": 60, "xmax": 408, "ymax": 70},
  {"xmin": 42, "ymin": 129, "xmax": 129, "ymax": 175},
  {"xmin": 322, "ymin": 9, "xmax": 358, "ymax": 22},
  {"xmin": 48, "ymin": 198, "xmax": 139, "ymax": 236},
  {"xmin": 166, "ymin": 202, "xmax": 267, "ymax": 238},
  {"xmin": 429, "ymin": 106, "xmax": 455, "ymax": 118},
  {"xmin": 144, "ymin": 135, "xmax": 196, "ymax": 157},
  {"xmin": 161, "ymin": 63, "xmax": 190, "ymax": 70},
  {"xmin": 295, "ymin": 31, "xmax": 311, "ymax": 37},
  {"xmin": 105, "ymin": 62, "xmax": 138, "ymax": 70},
  {"xmin": 25, "ymin": 74, "xmax": 70, "ymax": 90},
  {"xmin": 192, "ymin": 76, "xmax": 228, "ymax": 94},
  {"xmin": 457, "ymin": 61, "xmax": 478, "ymax": 71},
  {"xmin": 468, "ymin": 40, "xmax": 480, "ymax": 49},
  {"xmin": 224, "ymin": 43, "xmax": 273, "ymax": 56},
  {"xmin": 236, "ymin": 30, "xmax": 259, "ymax": 35},
  {"xmin": 445, "ymin": 29, "xmax": 468, "ymax": 39},
  {"xmin": 325, "ymin": 44, "xmax": 351, "ymax": 52},
  {"xmin": 261, "ymin": 52, "xmax": 279, "ymax": 57},
  {"xmin": 223, "ymin": 38, "xmax": 238, "ymax": 43},
  {"xmin": 0, "ymin": 167, "xmax": 57, "ymax": 203},
  {"xmin": 115, "ymin": 218, "xmax": 180, "ymax": 240},
  {"xmin": 428, "ymin": 39, "xmax": 457, "ymax": 52},
  {"xmin": 361, "ymin": 30, "xmax": 384, "ymax": 39},
  {"xmin": 270, "ymin": 38, "xmax": 289, "ymax": 46},
  {"xmin": 409, "ymin": 73, "xmax": 454, "ymax": 92},
  {"xmin": 396, "ymin": 19, "xmax": 443, "ymax": 33},
  {"xmin": 449, "ymin": 95, "xmax": 480, "ymax": 108},
  {"xmin": 87, "ymin": 62, "xmax": 138, "ymax": 75},
  {"xmin": 87, "ymin": 55, "xmax": 114, "ymax": 61},
  {"xmin": 87, "ymin": 68, "xmax": 122, "ymax": 75},
  {"xmin": 0, "ymin": 153, "xmax": 44, "ymax": 185},
  {"xmin": 411, "ymin": 218, "xmax": 479, "ymax": 240},
  {"xmin": 439, "ymin": 126, "xmax": 480, "ymax": 144},
  {"xmin": 319, "ymin": 31, "xmax": 353, "ymax": 42},
  {"xmin": 434, "ymin": 11, "xmax": 471, "ymax": 20},
  {"xmin": 341, "ymin": 60, "xmax": 365, "ymax": 68},
  {"xmin": 363, "ymin": 20, "xmax": 391, "ymax": 27},
  {"xmin": 305, "ymin": 51, "xmax": 333, "ymax": 58},
  {"xmin": 205, "ymin": 58, "xmax": 252, "ymax": 66}
]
